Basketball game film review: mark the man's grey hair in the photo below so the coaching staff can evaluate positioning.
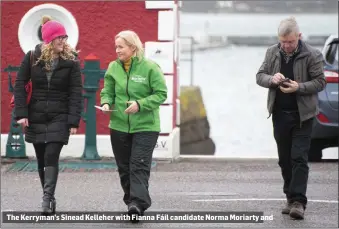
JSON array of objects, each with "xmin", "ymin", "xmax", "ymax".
[{"xmin": 278, "ymin": 16, "xmax": 300, "ymax": 37}]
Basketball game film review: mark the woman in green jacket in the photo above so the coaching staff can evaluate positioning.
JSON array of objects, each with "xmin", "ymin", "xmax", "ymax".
[{"xmin": 100, "ymin": 30, "xmax": 167, "ymax": 221}]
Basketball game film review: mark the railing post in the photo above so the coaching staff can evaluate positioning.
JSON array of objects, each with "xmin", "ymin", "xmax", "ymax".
[
  {"xmin": 81, "ymin": 54, "xmax": 102, "ymax": 160},
  {"xmin": 190, "ymin": 36, "xmax": 194, "ymax": 86},
  {"xmin": 179, "ymin": 36, "xmax": 195, "ymax": 86},
  {"xmin": 6, "ymin": 110, "xmax": 27, "ymax": 158},
  {"xmin": 4, "ymin": 65, "xmax": 27, "ymax": 158}
]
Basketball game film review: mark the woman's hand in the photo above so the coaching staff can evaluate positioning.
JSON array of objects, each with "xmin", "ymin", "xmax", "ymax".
[
  {"xmin": 125, "ymin": 101, "xmax": 139, "ymax": 114},
  {"xmin": 70, "ymin": 128, "xmax": 77, "ymax": 134},
  {"xmin": 102, "ymin": 104, "xmax": 111, "ymax": 114},
  {"xmin": 17, "ymin": 118, "xmax": 29, "ymax": 127}
]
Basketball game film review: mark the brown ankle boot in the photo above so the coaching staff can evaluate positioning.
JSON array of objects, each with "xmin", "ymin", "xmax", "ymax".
[
  {"xmin": 289, "ymin": 201, "xmax": 305, "ymax": 220},
  {"xmin": 281, "ymin": 201, "xmax": 292, "ymax": 214}
]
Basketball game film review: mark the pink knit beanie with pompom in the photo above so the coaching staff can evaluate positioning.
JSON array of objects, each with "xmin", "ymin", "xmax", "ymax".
[{"xmin": 41, "ymin": 15, "xmax": 67, "ymax": 44}]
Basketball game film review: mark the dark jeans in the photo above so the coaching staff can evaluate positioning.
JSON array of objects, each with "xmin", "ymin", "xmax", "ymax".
[
  {"xmin": 272, "ymin": 110, "xmax": 313, "ymax": 207},
  {"xmin": 110, "ymin": 129, "xmax": 159, "ymax": 211}
]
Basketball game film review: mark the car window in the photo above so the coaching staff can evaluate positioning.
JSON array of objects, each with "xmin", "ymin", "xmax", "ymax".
[{"xmin": 325, "ymin": 42, "xmax": 338, "ymax": 65}]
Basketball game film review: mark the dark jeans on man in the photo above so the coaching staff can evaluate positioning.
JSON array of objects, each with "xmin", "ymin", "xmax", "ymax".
[
  {"xmin": 109, "ymin": 129, "xmax": 159, "ymax": 211},
  {"xmin": 272, "ymin": 109, "xmax": 314, "ymax": 208}
]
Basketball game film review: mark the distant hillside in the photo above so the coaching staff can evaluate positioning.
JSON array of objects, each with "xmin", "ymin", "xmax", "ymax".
[{"xmin": 180, "ymin": 1, "xmax": 338, "ymax": 14}]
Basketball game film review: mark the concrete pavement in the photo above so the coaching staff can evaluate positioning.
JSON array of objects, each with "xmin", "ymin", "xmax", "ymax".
[{"xmin": 1, "ymin": 159, "xmax": 338, "ymax": 228}]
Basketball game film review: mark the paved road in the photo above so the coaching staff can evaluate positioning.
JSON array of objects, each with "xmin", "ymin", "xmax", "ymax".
[{"xmin": 1, "ymin": 159, "xmax": 338, "ymax": 228}]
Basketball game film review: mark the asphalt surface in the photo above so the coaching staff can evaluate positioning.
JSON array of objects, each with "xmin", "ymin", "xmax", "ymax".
[{"xmin": 1, "ymin": 159, "xmax": 338, "ymax": 228}]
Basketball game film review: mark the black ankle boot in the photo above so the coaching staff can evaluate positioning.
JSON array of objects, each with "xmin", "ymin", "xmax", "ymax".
[
  {"xmin": 128, "ymin": 204, "xmax": 143, "ymax": 223},
  {"xmin": 41, "ymin": 166, "xmax": 58, "ymax": 215}
]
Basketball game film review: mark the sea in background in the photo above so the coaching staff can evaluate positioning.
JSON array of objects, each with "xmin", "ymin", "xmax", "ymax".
[
  {"xmin": 179, "ymin": 13, "xmax": 337, "ymax": 37},
  {"xmin": 178, "ymin": 13, "xmax": 338, "ymax": 159}
]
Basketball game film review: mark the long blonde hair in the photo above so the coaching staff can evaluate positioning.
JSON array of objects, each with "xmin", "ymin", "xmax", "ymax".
[
  {"xmin": 115, "ymin": 30, "xmax": 144, "ymax": 61},
  {"xmin": 35, "ymin": 15, "xmax": 79, "ymax": 71}
]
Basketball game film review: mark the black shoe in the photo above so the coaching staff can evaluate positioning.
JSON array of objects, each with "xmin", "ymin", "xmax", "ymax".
[
  {"xmin": 41, "ymin": 166, "xmax": 58, "ymax": 215},
  {"xmin": 127, "ymin": 204, "xmax": 143, "ymax": 223},
  {"xmin": 41, "ymin": 198, "xmax": 56, "ymax": 216}
]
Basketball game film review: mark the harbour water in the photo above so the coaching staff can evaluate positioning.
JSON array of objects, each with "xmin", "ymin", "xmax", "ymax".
[{"xmin": 180, "ymin": 13, "xmax": 338, "ymax": 37}]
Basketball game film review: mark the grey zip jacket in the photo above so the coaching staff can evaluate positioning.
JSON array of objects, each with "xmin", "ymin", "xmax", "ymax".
[{"xmin": 256, "ymin": 40, "xmax": 327, "ymax": 122}]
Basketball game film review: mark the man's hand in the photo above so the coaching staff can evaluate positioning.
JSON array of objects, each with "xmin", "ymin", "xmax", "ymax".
[
  {"xmin": 125, "ymin": 101, "xmax": 139, "ymax": 114},
  {"xmin": 271, "ymin": 73, "xmax": 285, "ymax": 85},
  {"xmin": 17, "ymin": 118, "xmax": 29, "ymax": 127},
  {"xmin": 70, "ymin": 128, "xmax": 77, "ymax": 135},
  {"xmin": 280, "ymin": 80, "xmax": 299, "ymax": 93}
]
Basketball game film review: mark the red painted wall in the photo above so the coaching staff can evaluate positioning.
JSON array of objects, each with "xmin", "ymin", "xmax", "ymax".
[{"xmin": 1, "ymin": 1, "xmax": 158, "ymax": 135}]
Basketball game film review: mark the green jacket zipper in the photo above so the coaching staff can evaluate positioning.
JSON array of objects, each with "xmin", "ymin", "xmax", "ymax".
[{"xmin": 119, "ymin": 59, "xmax": 133, "ymax": 133}]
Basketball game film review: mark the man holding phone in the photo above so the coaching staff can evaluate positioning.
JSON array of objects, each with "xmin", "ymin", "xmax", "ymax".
[{"xmin": 256, "ymin": 16, "xmax": 326, "ymax": 220}]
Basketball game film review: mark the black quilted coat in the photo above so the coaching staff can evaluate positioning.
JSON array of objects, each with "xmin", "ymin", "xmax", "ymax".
[{"xmin": 14, "ymin": 44, "xmax": 83, "ymax": 145}]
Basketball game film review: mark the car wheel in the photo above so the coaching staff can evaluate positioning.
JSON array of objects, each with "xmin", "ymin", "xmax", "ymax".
[{"xmin": 309, "ymin": 139, "xmax": 324, "ymax": 162}]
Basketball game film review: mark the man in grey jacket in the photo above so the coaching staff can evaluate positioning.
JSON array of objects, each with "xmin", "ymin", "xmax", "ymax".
[{"xmin": 256, "ymin": 16, "xmax": 326, "ymax": 220}]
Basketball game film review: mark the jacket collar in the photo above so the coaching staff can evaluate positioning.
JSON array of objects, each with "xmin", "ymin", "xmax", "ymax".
[
  {"xmin": 117, "ymin": 56, "xmax": 143, "ymax": 66},
  {"xmin": 275, "ymin": 40, "xmax": 311, "ymax": 59},
  {"xmin": 278, "ymin": 40, "xmax": 301, "ymax": 63}
]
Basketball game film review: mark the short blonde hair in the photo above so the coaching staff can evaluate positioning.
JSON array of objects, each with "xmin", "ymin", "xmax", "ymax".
[
  {"xmin": 115, "ymin": 30, "xmax": 144, "ymax": 61},
  {"xmin": 278, "ymin": 16, "xmax": 300, "ymax": 37}
]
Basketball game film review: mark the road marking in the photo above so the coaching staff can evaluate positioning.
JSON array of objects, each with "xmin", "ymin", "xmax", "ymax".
[
  {"xmin": 192, "ymin": 198, "xmax": 338, "ymax": 204},
  {"xmin": 167, "ymin": 192, "xmax": 238, "ymax": 196}
]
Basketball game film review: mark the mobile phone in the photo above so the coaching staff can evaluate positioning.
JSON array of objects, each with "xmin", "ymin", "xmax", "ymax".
[{"xmin": 279, "ymin": 78, "xmax": 291, "ymax": 87}]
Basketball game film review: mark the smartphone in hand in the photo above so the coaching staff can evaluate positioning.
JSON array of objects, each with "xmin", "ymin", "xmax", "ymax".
[{"xmin": 279, "ymin": 78, "xmax": 291, "ymax": 88}]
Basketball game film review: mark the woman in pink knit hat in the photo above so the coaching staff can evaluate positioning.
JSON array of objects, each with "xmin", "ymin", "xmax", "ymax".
[{"xmin": 14, "ymin": 15, "xmax": 83, "ymax": 215}]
